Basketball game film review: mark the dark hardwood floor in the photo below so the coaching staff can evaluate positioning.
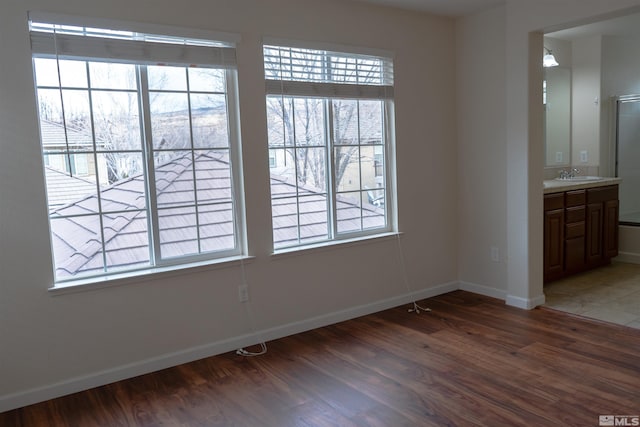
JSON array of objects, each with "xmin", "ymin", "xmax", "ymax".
[{"xmin": 2, "ymin": 291, "xmax": 639, "ymax": 426}]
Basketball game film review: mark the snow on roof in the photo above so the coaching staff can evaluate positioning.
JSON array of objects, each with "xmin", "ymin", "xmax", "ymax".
[{"xmin": 51, "ymin": 151, "xmax": 385, "ymax": 279}]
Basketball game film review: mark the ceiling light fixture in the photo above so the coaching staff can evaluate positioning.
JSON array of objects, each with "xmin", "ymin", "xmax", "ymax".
[{"xmin": 543, "ymin": 47, "xmax": 559, "ymax": 67}]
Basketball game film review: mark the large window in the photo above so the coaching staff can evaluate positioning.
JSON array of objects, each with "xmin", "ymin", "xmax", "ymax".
[
  {"xmin": 264, "ymin": 44, "xmax": 395, "ymax": 249},
  {"xmin": 30, "ymin": 16, "xmax": 243, "ymax": 282}
]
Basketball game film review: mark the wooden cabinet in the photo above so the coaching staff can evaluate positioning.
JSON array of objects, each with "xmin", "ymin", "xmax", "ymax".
[
  {"xmin": 586, "ymin": 185, "xmax": 619, "ymax": 267},
  {"xmin": 544, "ymin": 193, "xmax": 564, "ymax": 282},
  {"xmin": 564, "ymin": 190, "xmax": 586, "ymax": 275},
  {"xmin": 544, "ymin": 185, "xmax": 618, "ymax": 283}
]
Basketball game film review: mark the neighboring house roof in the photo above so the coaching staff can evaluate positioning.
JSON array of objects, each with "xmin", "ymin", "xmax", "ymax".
[
  {"xmin": 39, "ymin": 119, "xmax": 96, "ymax": 150},
  {"xmin": 45, "ymin": 167, "xmax": 97, "ymax": 211},
  {"xmin": 50, "ymin": 151, "xmax": 385, "ymax": 278}
]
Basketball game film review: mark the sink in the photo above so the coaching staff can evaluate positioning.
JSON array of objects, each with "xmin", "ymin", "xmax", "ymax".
[{"xmin": 554, "ymin": 176, "xmax": 603, "ymax": 182}]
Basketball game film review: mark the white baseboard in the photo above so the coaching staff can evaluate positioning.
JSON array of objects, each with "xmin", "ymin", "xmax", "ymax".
[
  {"xmin": 459, "ymin": 281, "xmax": 507, "ymax": 300},
  {"xmin": 505, "ymin": 293, "xmax": 546, "ymax": 309},
  {"xmin": 0, "ymin": 281, "xmax": 458, "ymax": 413},
  {"xmin": 614, "ymin": 252, "xmax": 640, "ymax": 265}
]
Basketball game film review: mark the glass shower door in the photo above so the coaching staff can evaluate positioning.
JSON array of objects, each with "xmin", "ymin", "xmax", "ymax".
[{"xmin": 615, "ymin": 95, "xmax": 640, "ymax": 225}]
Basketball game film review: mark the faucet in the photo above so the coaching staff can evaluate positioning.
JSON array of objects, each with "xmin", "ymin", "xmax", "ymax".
[{"xmin": 559, "ymin": 168, "xmax": 581, "ymax": 179}]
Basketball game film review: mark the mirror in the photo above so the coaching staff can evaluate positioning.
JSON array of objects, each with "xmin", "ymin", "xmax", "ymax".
[{"xmin": 544, "ymin": 67, "xmax": 571, "ymax": 167}]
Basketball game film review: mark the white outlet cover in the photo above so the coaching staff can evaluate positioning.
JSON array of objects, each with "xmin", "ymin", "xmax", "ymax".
[{"xmin": 580, "ymin": 150, "xmax": 588, "ymax": 163}]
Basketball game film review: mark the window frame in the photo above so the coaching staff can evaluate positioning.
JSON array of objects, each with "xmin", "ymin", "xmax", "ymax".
[
  {"xmin": 263, "ymin": 42, "xmax": 396, "ymax": 251},
  {"xmin": 30, "ymin": 16, "xmax": 246, "ymax": 285}
]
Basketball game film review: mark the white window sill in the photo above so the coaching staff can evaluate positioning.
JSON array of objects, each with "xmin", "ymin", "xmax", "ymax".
[
  {"xmin": 270, "ymin": 231, "xmax": 402, "ymax": 260},
  {"xmin": 48, "ymin": 255, "xmax": 255, "ymax": 296}
]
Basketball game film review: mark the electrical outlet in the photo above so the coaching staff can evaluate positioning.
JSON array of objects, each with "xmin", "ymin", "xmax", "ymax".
[
  {"xmin": 580, "ymin": 150, "xmax": 588, "ymax": 163},
  {"xmin": 555, "ymin": 152, "xmax": 563, "ymax": 163},
  {"xmin": 491, "ymin": 246, "xmax": 499, "ymax": 262},
  {"xmin": 238, "ymin": 284, "xmax": 249, "ymax": 302}
]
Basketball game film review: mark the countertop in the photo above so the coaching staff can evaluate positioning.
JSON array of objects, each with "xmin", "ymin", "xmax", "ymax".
[{"xmin": 543, "ymin": 177, "xmax": 622, "ymax": 194}]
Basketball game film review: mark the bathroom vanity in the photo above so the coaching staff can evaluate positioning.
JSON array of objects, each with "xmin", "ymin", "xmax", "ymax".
[{"xmin": 543, "ymin": 178, "xmax": 621, "ymax": 283}]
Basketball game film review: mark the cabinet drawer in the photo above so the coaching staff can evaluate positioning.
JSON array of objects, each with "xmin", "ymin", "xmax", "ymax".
[
  {"xmin": 544, "ymin": 193, "xmax": 564, "ymax": 211},
  {"xmin": 587, "ymin": 185, "xmax": 618, "ymax": 203},
  {"xmin": 566, "ymin": 190, "xmax": 586, "ymax": 207},
  {"xmin": 566, "ymin": 206, "xmax": 585, "ymax": 223},
  {"xmin": 565, "ymin": 221, "xmax": 585, "ymax": 239}
]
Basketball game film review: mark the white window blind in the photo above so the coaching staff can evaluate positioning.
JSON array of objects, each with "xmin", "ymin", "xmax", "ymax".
[
  {"xmin": 29, "ymin": 21, "xmax": 236, "ymax": 68},
  {"xmin": 264, "ymin": 45, "xmax": 394, "ymax": 99}
]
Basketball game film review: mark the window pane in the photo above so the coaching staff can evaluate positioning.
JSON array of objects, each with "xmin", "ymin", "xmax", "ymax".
[
  {"xmin": 266, "ymin": 96, "xmax": 294, "ymax": 147},
  {"xmin": 50, "ymin": 215, "xmax": 104, "ymax": 279},
  {"xmin": 360, "ymin": 145, "xmax": 382, "ymax": 190},
  {"xmin": 335, "ymin": 146, "xmax": 360, "ymax": 192},
  {"xmin": 158, "ymin": 206, "xmax": 198, "ymax": 258},
  {"xmin": 191, "ymin": 94, "xmax": 229, "ymax": 148},
  {"xmin": 189, "ymin": 68, "xmax": 225, "ymax": 93},
  {"xmin": 272, "ymin": 189, "xmax": 329, "ymax": 248},
  {"xmin": 359, "ymin": 100, "xmax": 383, "ymax": 144},
  {"xmin": 337, "ymin": 191, "xmax": 363, "ymax": 233},
  {"xmin": 104, "ymin": 210, "xmax": 150, "ymax": 271},
  {"xmin": 296, "ymin": 147, "xmax": 326, "ymax": 192},
  {"xmin": 89, "ymin": 62, "xmax": 136, "ymax": 90},
  {"xmin": 33, "ymin": 58, "xmax": 60, "ymax": 87},
  {"xmin": 336, "ymin": 191, "xmax": 386, "ymax": 235},
  {"xmin": 299, "ymin": 194, "xmax": 329, "ymax": 244},
  {"xmin": 99, "ymin": 153, "xmax": 145, "ymax": 210},
  {"xmin": 59, "ymin": 59, "xmax": 88, "ymax": 88},
  {"xmin": 61, "ymin": 90, "xmax": 93, "ymax": 140},
  {"xmin": 272, "ymin": 196, "xmax": 299, "ymax": 248},
  {"xmin": 92, "ymin": 91, "xmax": 142, "ymax": 151},
  {"xmin": 270, "ymin": 149, "xmax": 297, "ymax": 198},
  {"xmin": 373, "ymin": 145, "xmax": 384, "ymax": 179},
  {"xmin": 37, "ymin": 88, "xmax": 63, "ymax": 123},
  {"xmin": 333, "ymin": 100, "xmax": 359, "ymax": 145},
  {"xmin": 148, "ymin": 65, "xmax": 187, "ymax": 91},
  {"xmin": 199, "ymin": 202, "xmax": 235, "ymax": 252},
  {"xmin": 150, "ymin": 92, "xmax": 190, "ymax": 150},
  {"xmin": 155, "ymin": 150, "xmax": 196, "ymax": 209},
  {"xmin": 44, "ymin": 152, "xmax": 98, "ymax": 212},
  {"xmin": 34, "ymin": 58, "xmax": 88, "ymax": 88},
  {"xmin": 96, "ymin": 148, "xmax": 139, "ymax": 183},
  {"xmin": 363, "ymin": 198, "xmax": 386, "ymax": 230},
  {"xmin": 293, "ymin": 98, "xmax": 325, "ymax": 146},
  {"xmin": 194, "ymin": 150, "xmax": 232, "ymax": 204}
]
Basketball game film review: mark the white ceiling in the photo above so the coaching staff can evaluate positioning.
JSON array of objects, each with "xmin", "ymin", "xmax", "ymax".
[
  {"xmin": 343, "ymin": 0, "xmax": 640, "ymax": 42},
  {"xmin": 348, "ymin": 0, "xmax": 505, "ymax": 16},
  {"xmin": 547, "ymin": 12, "xmax": 640, "ymax": 41},
  {"xmin": 348, "ymin": 0, "xmax": 640, "ymax": 36}
]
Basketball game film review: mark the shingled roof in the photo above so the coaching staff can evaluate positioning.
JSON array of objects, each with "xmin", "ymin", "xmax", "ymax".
[
  {"xmin": 45, "ymin": 167, "xmax": 97, "ymax": 211},
  {"xmin": 40, "ymin": 119, "xmax": 95, "ymax": 150},
  {"xmin": 50, "ymin": 151, "xmax": 385, "ymax": 279}
]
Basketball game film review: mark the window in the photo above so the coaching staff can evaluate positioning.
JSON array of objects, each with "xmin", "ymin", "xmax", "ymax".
[
  {"xmin": 30, "ymin": 16, "xmax": 244, "ymax": 282},
  {"xmin": 268, "ymin": 149, "xmax": 278, "ymax": 168},
  {"xmin": 263, "ymin": 43, "xmax": 395, "ymax": 249}
]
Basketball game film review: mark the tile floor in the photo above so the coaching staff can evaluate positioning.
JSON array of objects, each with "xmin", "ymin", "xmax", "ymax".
[{"xmin": 544, "ymin": 260, "xmax": 640, "ymax": 329}]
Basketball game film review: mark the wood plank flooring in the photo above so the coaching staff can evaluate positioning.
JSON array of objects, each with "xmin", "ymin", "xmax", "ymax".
[{"xmin": 2, "ymin": 291, "xmax": 639, "ymax": 426}]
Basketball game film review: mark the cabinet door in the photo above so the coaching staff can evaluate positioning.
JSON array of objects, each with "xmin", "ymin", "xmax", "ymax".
[
  {"xmin": 586, "ymin": 202, "xmax": 604, "ymax": 265},
  {"xmin": 565, "ymin": 221, "xmax": 585, "ymax": 274},
  {"xmin": 604, "ymin": 199, "xmax": 619, "ymax": 259},
  {"xmin": 544, "ymin": 208, "xmax": 564, "ymax": 280}
]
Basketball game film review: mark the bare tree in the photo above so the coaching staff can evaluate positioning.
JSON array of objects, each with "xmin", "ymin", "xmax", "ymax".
[{"xmin": 265, "ymin": 47, "xmax": 383, "ymax": 192}]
